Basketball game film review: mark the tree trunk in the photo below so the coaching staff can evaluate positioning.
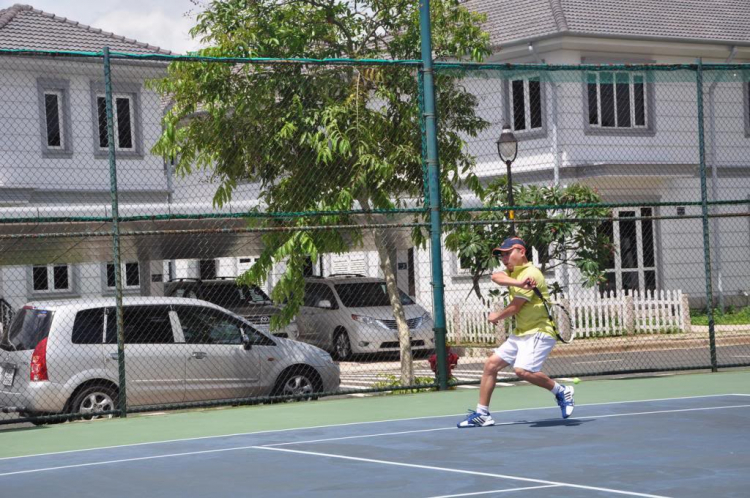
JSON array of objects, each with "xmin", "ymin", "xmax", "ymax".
[{"xmin": 359, "ymin": 197, "xmax": 414, "ymax": 386}]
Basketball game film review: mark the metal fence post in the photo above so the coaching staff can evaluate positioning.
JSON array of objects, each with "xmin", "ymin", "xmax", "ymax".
[
  {"xmin": 695, "ymin": 60, "xmax": 718, "ymax": 372},
  {"xmin": 103, "ymin": 47, "xmax": 128, "ymax": 414},
  {"xmin": 419, "ymin": 0, "xmax": 448, "ymax": 390}
]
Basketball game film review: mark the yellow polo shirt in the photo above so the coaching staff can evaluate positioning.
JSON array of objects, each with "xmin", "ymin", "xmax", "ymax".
[{"xmin": 507, "ymin": 262, "xmax": 555, "ymax": 338}]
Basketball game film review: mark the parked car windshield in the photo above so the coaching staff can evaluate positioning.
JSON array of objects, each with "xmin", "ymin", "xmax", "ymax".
[
  {"xmin": 334, "ymin": 282, "xmax": 414, "ymax": 308},
  {"xmin": 1, "ymin": 308, "xmax": 54, "ymax": 351}
]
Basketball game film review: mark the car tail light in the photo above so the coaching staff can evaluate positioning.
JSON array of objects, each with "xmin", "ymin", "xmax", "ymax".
[{"xmin": 30, "ymin": 337, "xmax": 49, "ymax": 382}]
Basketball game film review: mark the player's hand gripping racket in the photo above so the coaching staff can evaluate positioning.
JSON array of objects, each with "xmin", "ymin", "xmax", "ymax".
[{"xmin": 532, "ymin": 288, "xmax": 575, "ymax": 344}]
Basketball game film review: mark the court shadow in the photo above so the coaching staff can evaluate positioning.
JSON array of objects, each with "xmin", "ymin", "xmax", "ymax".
[{"xmin": 528, "ymin": 418, "xmax": 592, "ymax": 428}]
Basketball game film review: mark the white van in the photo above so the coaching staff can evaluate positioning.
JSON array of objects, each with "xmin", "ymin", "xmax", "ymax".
[
  {"xmin": 0, "ymin": 297, "xmax": 339, "ymax": 420},
  {"xmin": 296, "ymin": 275, "xmax": 435, "ymax": 360}
]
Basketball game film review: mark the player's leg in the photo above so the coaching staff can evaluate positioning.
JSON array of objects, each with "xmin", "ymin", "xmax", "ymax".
[
  {"xmin": 513, "ymin": 333, "xmax": 575, "ymax": 418},
  {"xmin": 457, "ymin": 339, "xmax": 515, "ymax": 428},
  {"xmin": 479, "ymin": 353, "xmax": 510, "ymax": 407}
]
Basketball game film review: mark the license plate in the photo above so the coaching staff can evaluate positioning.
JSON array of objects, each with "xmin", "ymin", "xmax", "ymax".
[{"xmin": 1, "ymin": 364, "xmax": 15, "ymax": 387}]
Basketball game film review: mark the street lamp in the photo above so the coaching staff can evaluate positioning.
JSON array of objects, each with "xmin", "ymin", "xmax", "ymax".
[{"xmin": 496, "ymin": 124, "xmax": 518, "ymax": 235}]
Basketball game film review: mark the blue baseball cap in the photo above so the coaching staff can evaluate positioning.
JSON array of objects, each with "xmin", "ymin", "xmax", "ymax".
[{"xmin": 492, "ymin": 237, "xmax": 526, "ymax": 256}]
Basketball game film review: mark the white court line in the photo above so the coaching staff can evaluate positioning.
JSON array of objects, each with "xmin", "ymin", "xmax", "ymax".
[
  {"xmin": 255, "ymin": 446, "xmax": 671, "ymax": 498},
  {"xmin": 260, "ymin": 403, "xmax": 750, "ymax": 447},
  {"xmin": 0, "ymin": 393, "xmax": 744, "ymax": 462},
  {"xmin": 427, "ymin": 484, "xmax": 562, "ymax": 497}
]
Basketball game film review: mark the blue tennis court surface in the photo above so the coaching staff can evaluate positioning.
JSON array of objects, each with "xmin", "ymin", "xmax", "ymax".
[{"xmin": 1, "ymin": 394, "xmax": 748, "ymax": 497}]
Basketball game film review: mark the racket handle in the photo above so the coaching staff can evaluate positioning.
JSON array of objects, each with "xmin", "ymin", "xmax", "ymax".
[{"xmin": 532, "ymin": 287, "xmax": 543, "ymax": 298}]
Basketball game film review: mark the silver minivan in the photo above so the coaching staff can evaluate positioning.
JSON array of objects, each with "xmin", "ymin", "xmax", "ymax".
[
  {"xmin": 0, "ymin": 297, "xmax": 339, "ymax": 420},
  {"xmin": 296, "ymin": 275, "xmax": 435, "ymax": 360}
]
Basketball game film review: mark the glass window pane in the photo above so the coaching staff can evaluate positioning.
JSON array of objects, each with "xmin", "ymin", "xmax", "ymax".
[
  {"xmin": 125, "ymin": 262, "xmax": 140, "ymax": 287},
  {"xmin": 634, "ymin": 75, "xmax": 645, "ymax": 126},
  {"xmin": 512, "ymin": 80, "xmax": 526, "ymax": 130},
  {"xmin": 108, "ymin": 306, "xmax": 174, "ymax": 344},
  {"xmin": 618, "ymin": 211, "xmax": 638, "ymax": 269},
  {"xmin": 199, "ymin": 259, "xmax": 216, "ymax": 280},
  {"xmin": 645, "ymin": 271, "xmax": 656, "ymax": 291},
  {"xmin": 72, "ymin": 308, "xmax": 104, "ymax": 344},
  {"xmin": 622, "ymin": 271, "xmax": 639, "ymax": 292},
  {"xmin": 600, "ymin": 72, "xmax": 615, "ymax": 127},
  {"xmin": 44, "ymin": 93, "xmax": 62, "ymax": 147},
  {"xmin": 106, "ymin": 263, "xmax": 116, "ymax": 288},
  {"xmin": 116, "ymin": 97, "xmax": 133, "ymax": 149},
  {"xmin": 33, "ymin": 266, "xmax": 48, "ymax": 291},
  {"xmin": 97, "ymin": 97, "xmax": 108, "ymax": 148},
  {"xmin": 177, "ymin": 307, "xmax": 242, "ymax": 345},
  {"xmin": 587, "ymin": 74, "xmax": 599, "ymax": 125},
  {"xmin": 53, "ymin": 265, "xmax": 69, "ymax": 290},
  {"xmin": 641, "ymin": 208, "xmax": 655, "ymax": 267},
  {"xmin": 529, "ymin": 79, "xmax": 542, "ymax": 129},
  {"xmin": 616, "ymin": 73, "xmax": 631, "ymax": 127}
]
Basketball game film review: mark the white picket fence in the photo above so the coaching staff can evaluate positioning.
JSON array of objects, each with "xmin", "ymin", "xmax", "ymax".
[{"xmin": 447, "ymin": 289, "xmax": 690, "ymax": 345}]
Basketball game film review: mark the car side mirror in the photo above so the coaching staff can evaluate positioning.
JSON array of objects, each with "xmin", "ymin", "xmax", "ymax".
[
  {"xmin": 317, "ymin": 299, "xmax": 332, "ymax": 309},
  {"xmin": 241, "ymin": 329, "xmax": 252, "ymax": 350}
]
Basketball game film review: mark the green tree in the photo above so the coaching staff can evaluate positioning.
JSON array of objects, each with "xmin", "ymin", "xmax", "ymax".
[
  {"xmin": 151, "ymin": 0, "xmax": 491, "ymax": 385},
  {"xmin": 445, "ymin": 179, "xmax": 614, "ymax": 301}
]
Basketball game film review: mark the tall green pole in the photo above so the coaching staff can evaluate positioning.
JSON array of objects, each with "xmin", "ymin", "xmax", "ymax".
[
  {"xmin": 104, "ymin": 47, "xmax": 128, "ymax": 413},
  {"xmin": 695, "ymin": 60, "xmax": 718, "ymax": 372},
  {"xmin": 419, "ymin": 0, "xmax": 448, "ymax": 390}
]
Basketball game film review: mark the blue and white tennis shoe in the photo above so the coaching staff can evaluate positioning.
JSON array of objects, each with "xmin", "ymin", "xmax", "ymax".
[
  {"xmin": 457, "ymin": 410, "xmax": 495, "ymax": 428},
  {"xmin": 555, "ymin": 385, "xmax": 575, "ymax": 418}
]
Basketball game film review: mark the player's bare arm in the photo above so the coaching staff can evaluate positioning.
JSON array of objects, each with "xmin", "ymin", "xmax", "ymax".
[
  {"xmin": 488, "ymin": 297, "xmax": 527, "ymax": 324},
  {"xmin": 490, "ymin": 272, "xmax": 537, "ymax": 289}
]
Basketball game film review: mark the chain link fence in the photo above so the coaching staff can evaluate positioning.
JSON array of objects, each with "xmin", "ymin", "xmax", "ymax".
[{"xmin": 0, "ymin": 50, "xmax": 748, "ymax": 425}]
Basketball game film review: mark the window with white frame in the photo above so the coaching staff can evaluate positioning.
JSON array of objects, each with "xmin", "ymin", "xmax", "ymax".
[
  {"xmin": 106, "ymin": 262, "xmax": 140, "ymax": 289},
  {"xmin": 587, "ymin": 72, "xmax": 648, "ymax": 129},
  {"xmin": 32, "ymin": 264, "xmax": 72, "ymax": 293},
  {"xmin": 508, "ymin": 77, "xmax": 543, "ymax": 133},
  {"xmin": 598, "ymin": 207, "xmax": 658, "ymax": 296},
  {"xmin": 96, "ymin": 94, "xmax": 135, "ymax": 150}
]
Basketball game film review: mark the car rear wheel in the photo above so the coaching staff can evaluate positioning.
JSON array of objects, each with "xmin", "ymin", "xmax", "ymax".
[
  {"xmin": 69, "ymin": 384, "xmax": 118, "ymax": 420},
  {"xmin": 333, "ymin": 331, "xmax": 353, "ymax": 361}
]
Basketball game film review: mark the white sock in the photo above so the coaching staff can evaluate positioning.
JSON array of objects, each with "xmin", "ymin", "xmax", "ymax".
[
  {"xmin": 551, "ymin": 383, "xmax": 564, "ymax": 395},
  {"xmin": 477, "ymin": 404, "xmax": 490, "ymax": 415}
]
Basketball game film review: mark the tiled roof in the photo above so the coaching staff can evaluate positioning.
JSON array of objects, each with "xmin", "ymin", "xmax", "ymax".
[
  {"xmin": 463, "ymin": 0, "xmax": 750, "ymax": 47},
  {"xmin": 0, "ymin": 3, "xmax": 172, "ymax": 54}
]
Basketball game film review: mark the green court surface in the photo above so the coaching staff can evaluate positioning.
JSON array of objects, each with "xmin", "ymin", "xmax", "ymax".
[{"xmin": 1, "ymin": 369, "xmax": 748, "ymax": 459}]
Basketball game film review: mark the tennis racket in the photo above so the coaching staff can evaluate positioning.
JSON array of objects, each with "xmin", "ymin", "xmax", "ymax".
[{"xmin": 532, "ymin": 287, "xmax": 575, "ymax": 344}]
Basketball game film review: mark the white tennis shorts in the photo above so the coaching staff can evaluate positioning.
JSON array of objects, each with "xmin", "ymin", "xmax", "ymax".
[{"xmin": 494, "ymin": 332, "xmax": 556, "ymax": 372}]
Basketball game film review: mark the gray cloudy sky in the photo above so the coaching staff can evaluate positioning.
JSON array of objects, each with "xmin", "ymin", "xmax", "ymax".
[{"xmin": 0, "ymin": 0, "xmax": 206, "ymax": 53}]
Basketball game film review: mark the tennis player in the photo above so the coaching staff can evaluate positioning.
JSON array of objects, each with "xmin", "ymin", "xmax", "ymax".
[{"xmin": 458, "ymin": 237, "xmax": 574, "ymax": 428}]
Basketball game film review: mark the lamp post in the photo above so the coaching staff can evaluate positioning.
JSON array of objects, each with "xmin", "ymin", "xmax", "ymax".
[{"xmin": 496, "ymin": 125, "xmax": 518, "ymax": 235}]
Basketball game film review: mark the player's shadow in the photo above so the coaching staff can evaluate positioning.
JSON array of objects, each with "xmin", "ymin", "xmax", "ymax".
[{"xmin": 527, "ymin": 418, "xmax": 592, "ymax": 428}]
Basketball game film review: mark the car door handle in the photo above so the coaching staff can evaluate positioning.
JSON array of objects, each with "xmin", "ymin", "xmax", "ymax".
[{"xmin": 191, "ymin": 352, "xmax": 208, "ymax": 359}]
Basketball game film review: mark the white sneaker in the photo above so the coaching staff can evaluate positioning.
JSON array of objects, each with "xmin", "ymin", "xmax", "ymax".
[
  {"xmin": 457, "ymin": 410, "xmax": 495, "ymax": 428},
  {"xmin": 555, "ymin": 385, "xmax": 575, "ymax": 419}
]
